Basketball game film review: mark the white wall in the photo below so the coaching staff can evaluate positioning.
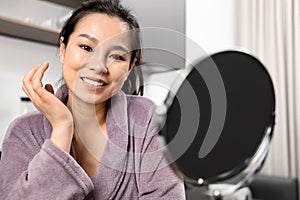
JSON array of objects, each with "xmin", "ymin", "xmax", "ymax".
[
  {"xmin": 144, "ymin": 0, "xmax": 237, "ymax": 105},
  {"xmin": 186, "ymin": 0, "xmax": 237, "ymax": 54}
]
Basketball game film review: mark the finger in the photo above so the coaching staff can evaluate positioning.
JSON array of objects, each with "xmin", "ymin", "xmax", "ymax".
[
  {"xmin": 23, "ymin": 62, "xmax": 49, "ymax": 103},
  {"xmin": 32, "ymin": 61, "xmax": 49, "ymax": 88},
  {"xmin": 45, "ymin": 83, "xmax": 54, "ymax": 94},
  {"xmin": 23, "ymin": 63, "xmax": 43, "ymax": 85},
  {"xmin": 31, "ymin": 62, "xmax": 49, "ymax": 96},
  {"xmin": 22, "ymin": 64, "xmax": 43, "ymax": 98}
]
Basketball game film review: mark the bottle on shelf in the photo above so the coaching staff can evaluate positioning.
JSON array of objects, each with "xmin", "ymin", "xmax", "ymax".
[{"xmin": 20, "ymin": 97, "xmax": 36, "ymax": 114}]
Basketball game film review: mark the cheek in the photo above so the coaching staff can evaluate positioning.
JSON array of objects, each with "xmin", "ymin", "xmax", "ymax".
[
  {"xmin": 111, "ymin": 64, "xmax": 130, "ymax": 81},
  {"xmin": 62, "ymin": 66, "xmax": 78, "ymax": 90},
  {"xmin": 110, "ymin": 66, "xmax": 130, "ymax": 91},
  {"xmin": 62, "ymin": 48, "xmax": 85, "ymax": 87},
  {"xmin": 64, "ymin": 45, "xmax": 86, "ymax": 66}
]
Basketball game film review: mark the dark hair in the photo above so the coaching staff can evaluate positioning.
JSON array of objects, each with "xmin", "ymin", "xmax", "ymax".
[{"xmin": 59, "ymin": 0, "xmax": 143, "ymax": 95}]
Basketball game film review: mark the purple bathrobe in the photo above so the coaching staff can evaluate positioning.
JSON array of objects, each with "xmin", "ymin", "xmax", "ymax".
[{"xmin": 0, "ymin": 85, "xmax": 185, "ymax": 199}]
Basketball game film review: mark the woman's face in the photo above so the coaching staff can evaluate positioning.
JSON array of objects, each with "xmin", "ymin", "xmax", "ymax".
[{"xmin": 60, "ymin": 13, "xmax": 134, "ymax": 105}]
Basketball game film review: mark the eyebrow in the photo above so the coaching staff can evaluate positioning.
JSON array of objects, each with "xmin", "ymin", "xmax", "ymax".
[
  {"xmin": 77, "ymin": 34, "xmax": 98, "ymax": 43},
  {"xmin": 109, "ymin": 45, "xmax": 129, "ymax": 54}
]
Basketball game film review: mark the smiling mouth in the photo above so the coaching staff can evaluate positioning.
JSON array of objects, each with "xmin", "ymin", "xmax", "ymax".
[{"xmin": 81, "ymin": 77, "xmax": 107, "ymax": 87}]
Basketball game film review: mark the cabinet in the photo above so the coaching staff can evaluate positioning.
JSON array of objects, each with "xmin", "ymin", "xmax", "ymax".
[
  {"xmin": 0, "ymin": 0, "xmax": 79, "ymax": 46},
  {"xmin": 0, "ymin": 15, "xmax": 60, "ymax": 46}
]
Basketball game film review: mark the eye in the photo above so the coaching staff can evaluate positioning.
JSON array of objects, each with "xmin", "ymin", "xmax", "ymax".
[
  {"xmin": 109, "ymin": 54, "xmax": 125, "ymax": 61},
  {"xmin": 79, "ymin": 44, "xmax": 93, "ymax": 52}
]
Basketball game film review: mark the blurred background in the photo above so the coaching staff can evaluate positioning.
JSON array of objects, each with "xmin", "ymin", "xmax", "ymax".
[{"xmin": 0, "ymin": 0, "xmax": 299, "ymax": 199}]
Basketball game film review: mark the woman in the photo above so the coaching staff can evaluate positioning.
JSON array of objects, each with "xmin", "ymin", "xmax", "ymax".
[{"xmin": 0, "ymin": 0, "xmax": 185, "ymax": 199}]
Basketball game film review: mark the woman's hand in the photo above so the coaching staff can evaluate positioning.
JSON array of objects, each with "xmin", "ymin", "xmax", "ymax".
[{"xmin": 22, "ymin": 61, "xmax": 74, "ymax": 152}]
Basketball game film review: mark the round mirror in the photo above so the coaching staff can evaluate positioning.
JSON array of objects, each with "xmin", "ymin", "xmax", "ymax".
[{"xmin": 158, "ymin": 50, "xmax": 276, "ymax": 186}]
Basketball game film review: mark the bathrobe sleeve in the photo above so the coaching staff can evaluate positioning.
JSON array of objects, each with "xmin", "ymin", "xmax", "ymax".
[{"xmin": 0, "ymin": 113, "xmax": 94, "ymax": 200}]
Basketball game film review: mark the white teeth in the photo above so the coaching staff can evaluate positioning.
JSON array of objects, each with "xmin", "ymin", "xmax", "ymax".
[{"xmin": 82, "ymin": 78, "xmax": 104, "ymax": 86}]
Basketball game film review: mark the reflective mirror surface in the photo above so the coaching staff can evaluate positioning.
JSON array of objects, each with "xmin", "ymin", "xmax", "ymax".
[{"xmin": 158, "ymin": 51, "xmax": 276, "ymax": 185}]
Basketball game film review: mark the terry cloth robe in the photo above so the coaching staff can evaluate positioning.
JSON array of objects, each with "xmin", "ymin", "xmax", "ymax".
[{"xmin": 0, "ymin": 85, "xmax": 185, "ymax": 200}]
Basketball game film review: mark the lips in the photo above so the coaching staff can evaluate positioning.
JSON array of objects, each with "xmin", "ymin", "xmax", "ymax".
[{"xmin": 80, "ymin": 77, "xmax": 108, "ymax": 87}]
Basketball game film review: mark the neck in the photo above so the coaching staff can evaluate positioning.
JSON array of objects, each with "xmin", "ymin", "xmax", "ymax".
[
  {"xmin": 67, "ymin": 91, "xmax": 108, "ymax": 163},
  {"xmin": 67, "ymin": 92, "xmax": 107, "ymax": 128}
]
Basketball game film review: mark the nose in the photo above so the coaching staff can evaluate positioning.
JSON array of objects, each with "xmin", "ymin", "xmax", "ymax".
[
  {"xmin": 88, "ymin": 63, "xmax": 108, "ymax": 74},
  {"xmin": 85, "ymin": 54, "xmax": 108, "ymax": 74}
]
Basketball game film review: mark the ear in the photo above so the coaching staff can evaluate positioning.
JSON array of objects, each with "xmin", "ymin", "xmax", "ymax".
[{"xmin": 59, "ymin": 37, "xmax": 66, "ymax": 64}]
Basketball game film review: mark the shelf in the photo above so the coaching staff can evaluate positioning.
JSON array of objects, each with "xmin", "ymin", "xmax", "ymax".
[
  {"xmin": 42, "ymin": 0, "xmax": 81, "ymax": 8},
  {"xmin": 0, "ymin": 15, "xmax": 60, "ymax": 46}
]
